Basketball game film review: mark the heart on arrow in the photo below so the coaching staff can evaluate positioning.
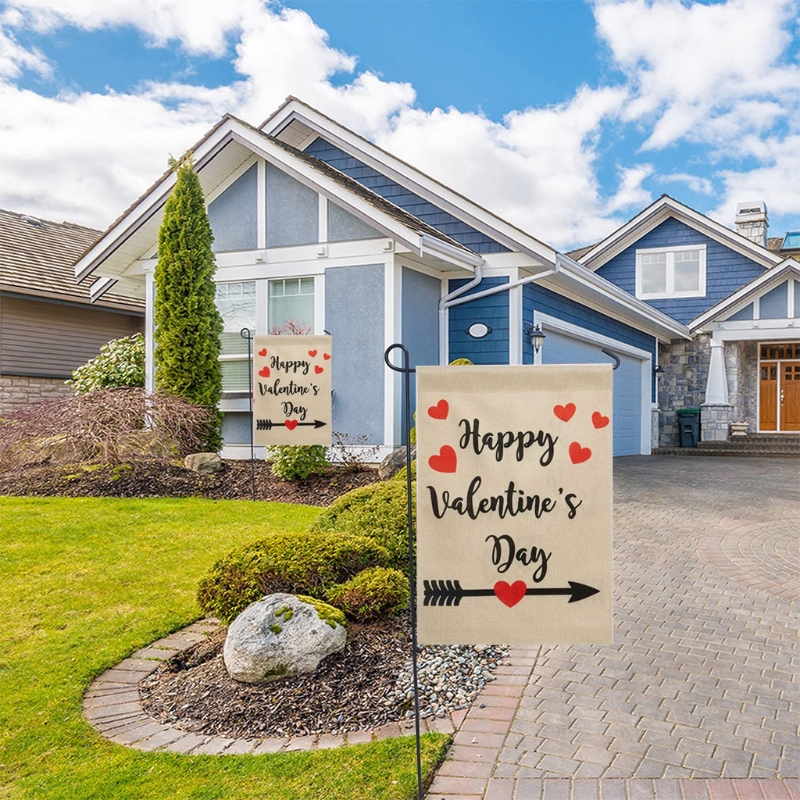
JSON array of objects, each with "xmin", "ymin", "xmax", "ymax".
[
  {"xmin": 308, "ymin": 350, "xmax": 317, "ymax": 357},
  {"xmin": 258, "ymin": 366, "xmax": 270, "ymax": 378},
  {"xmin": 569, "ymin": 442, "xmax": 592, "ymax": 464},
  {"xmin": 315, "ymin": 365, "xmax": 324, "ymax": 374},
  {"xmin": 592, "ymin": 411, "xmax": 610, "ymax": 429},
  {"xmin": 284, "ymin": 420, "xmax": 298, "ymax": 431},
  {"xmin": 494, "ymin": 580, "xmax": 527, "ymax": 608},
  {"xmin": 258, "ymin": 348, "xmax": 267, "ymax": 357},
  {"xmin": 553, "ymin": 403, "xmax": 576, "ymax": 422},
  {"xmin": 429, "ymin": 445, "xmax": 457, "ymax": 473},
  {"xmin": 427, "ymin": 399, "xmax": 449, "ymax": 420},
  {"xmin": 323, "ymin": 353, "xmax": 330, "ymax": 360}
]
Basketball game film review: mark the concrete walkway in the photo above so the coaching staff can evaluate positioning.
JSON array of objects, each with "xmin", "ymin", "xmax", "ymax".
[{"xmin": 427, "ymin": 456, "xmax": 799, "ymax": 800}]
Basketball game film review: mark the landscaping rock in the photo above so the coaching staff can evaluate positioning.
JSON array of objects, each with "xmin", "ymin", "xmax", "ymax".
[
  {"xmin": 184, "ymin": 452, "xmax": 222, "ymax": 473},
  {"xmin": 378, "ymin": 445, "xmax": 416, "ymax": 480},
  {"xmin": 223, "ymin": 594, "xmax": 346, "ymax": 684}
]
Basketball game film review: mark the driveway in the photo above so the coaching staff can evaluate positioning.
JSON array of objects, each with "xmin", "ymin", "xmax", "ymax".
[{"xmin": 428, "ymin": 456, "xmax": 799, "ymax": 799}]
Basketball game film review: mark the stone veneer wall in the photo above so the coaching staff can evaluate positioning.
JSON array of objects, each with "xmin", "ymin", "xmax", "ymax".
[
  {"xmin": 725, "ymin": 341, "xmax": 758, "ymax": 433},
  {"xmin": 656, "ymin": 335, "xmax": 711, "ymax": 446},
  {"xmin": 0, "ymin": 375, "xmax": 72, "ymax": 415}
]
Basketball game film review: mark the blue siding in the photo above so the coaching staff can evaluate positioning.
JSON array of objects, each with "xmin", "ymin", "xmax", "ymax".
[
  {"xmin": 523, "ymin": 281, "xmax": 657, "ymax": 401},
  {"xmin": 448, "ymin": 277, "xmax": 509, "ymax": 364},
  {"xmin": 596, "ymin": 217, "xmax": 766, "ymax": 324},
  {"xmin": 305, "ymin": 137, "xmax": 510, "ymax": 255}
]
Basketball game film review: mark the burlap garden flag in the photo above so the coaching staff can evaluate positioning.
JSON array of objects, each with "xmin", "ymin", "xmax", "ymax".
[
  {"xmin": 252, "ymin": 335, "xmax": 332, "ymax": 446},
  {"xmin": 416, "ymin": 364, "xmax": 613, "ymax": 645}
]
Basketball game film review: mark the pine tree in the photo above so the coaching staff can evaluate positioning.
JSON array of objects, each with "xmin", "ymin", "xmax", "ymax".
[{"xmin": 154, "ymin": 154, "xmax": 223, "ymax": 451}]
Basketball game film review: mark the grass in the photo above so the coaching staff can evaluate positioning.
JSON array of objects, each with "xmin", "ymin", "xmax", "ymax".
[{"xmin": 0, "ymin": 496, "xmax": 448, "ymax": 799}]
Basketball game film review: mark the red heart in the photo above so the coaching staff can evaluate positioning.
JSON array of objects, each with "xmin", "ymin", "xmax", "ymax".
[
  {"xmin": 258, "ymin": 348, "xmax": 267, "ymax": 357},
  {"xmin": 323, "ymin": 353, "xmax": 330, "ymax": 360},
  {"xmin": 284, "ymin": 420, "xmax": 298, "ymax": 431},
  {"xmin": 427, "ymin": 399, "xmax": 449, "ymax": 420},
  {"xmin": 494, "ymin": 580, "xmax": 527, "ymax": 608},
  {"xmin": 428, "ymin": 445, "xmax": 457, "ymax": 473},
  {"xmin": 308, "ymin": 350, "xmax": 317, "ymax": 357},
  {"xmin": 592, "ymin": 412, "xmax": 609, "ymax": 429},
  {"xmin": 553, "ymin": 403, "xmax": 576, "ymax": 422},
  {"xmin": 315, "ymin": 365, "xmax": 324, "ymax": 374},
  {"xmin": 569, "ymin": 442, "xmax": 592, "ymax": 464},
  {"xmin": 258, "ymin": 366, "xmax": 270, "ymax": 378}
]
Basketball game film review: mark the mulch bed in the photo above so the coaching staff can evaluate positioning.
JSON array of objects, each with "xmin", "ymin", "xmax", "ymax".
[
  {"xmin": 139, "ymin": 614, "xmax": 411, "ymax": 739},
  {"xmin": 0, "ymin": 459, "xmax": 381, "ymax": 505}
]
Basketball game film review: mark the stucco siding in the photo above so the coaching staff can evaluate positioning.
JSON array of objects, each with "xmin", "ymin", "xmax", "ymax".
[
  {"xmin": 207, "ymin": 164, "xmax": 258, "ymax": 253},
  {"xmin": 402, "ymin": 267, "xmax": 440, "ymax": 421},
  {"xmin": 325, "ymin": 264, "xmax": 385, "ymax": 444},
  {"xmin": 595, "ymin": 217, "xmax": 766, "ymax": 324},
  {"xmin": 305, "ymin": 138, "xmax": 510, "ymax": 255}
]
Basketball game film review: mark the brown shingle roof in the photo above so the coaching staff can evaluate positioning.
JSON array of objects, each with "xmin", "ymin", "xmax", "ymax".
[{"xmin": 0, "ymin": 208, "xmax": 143, "ymax": 312}]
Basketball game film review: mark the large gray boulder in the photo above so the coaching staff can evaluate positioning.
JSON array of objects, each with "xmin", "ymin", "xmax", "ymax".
[
  {"xmin": 184, "ymin": 452, "xmax": 222, "ymax": 473},
  {"xmin": 379, "ymin": 445, "xmax": 416, "ymax": 480},
  {"xmin": 223, "ymin": 594, "xmax": 346, "ymax": 684}
]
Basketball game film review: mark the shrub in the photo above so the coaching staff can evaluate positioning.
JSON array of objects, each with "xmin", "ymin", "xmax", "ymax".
[
  {"xmin": 196, "ymin": 530, "xmax": 390, "ymax": 623},
  {"xmin": 267, "ymin": 445, "xmax": 329, "ymax": 481},
  {"xmin": 392, "ymin": 460, "xmax": 417, "ymax": 483},
  {"xmin": 67, "ymin": 333, "xmax": 145, "ymax": 394},
  {"xmin": 449, "ymin": 358, "xmax": 473, "ymax": 365},
  {"xmin": 310, "ymin": 480, "xmax": 415, "ymax": 573},
  {"xmin": 326, "ymin": 567, "xmax": 409, "ymax": 622},
  {"xmin": 329, "ymin": 431, "xmax": 381, "ymax": 472},
  {"xmin": 0, "ymin": 389, "xmax": 212, "ymax": 471}
]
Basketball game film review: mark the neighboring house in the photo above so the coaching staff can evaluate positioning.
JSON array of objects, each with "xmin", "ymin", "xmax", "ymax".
[
  {"xmin": 74, "ymin": 97, "xmax": 691, "ymax": 459},
  {"xmin": 574, "ymin": 197, "xmax": 800, "ymax": 445},
  {"xmin": 0, "ymin": 208, "xmax": 145, "ymax": 415}
]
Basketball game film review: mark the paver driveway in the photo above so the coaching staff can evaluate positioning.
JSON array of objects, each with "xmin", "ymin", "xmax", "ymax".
[{"xmin": 429, "ymin": 456, "xmax": 799, "ymax": 799}]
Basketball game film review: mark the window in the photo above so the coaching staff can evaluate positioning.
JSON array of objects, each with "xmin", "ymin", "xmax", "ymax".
[
  {"xmin": 635, "ymin": 245, "xmax": 706, "ymax": 300},
  {"xmin": 268, "ymin": 277, "xmax": 315, "ymax": 334},
  {"xmin": 216, "ymin": 281, "xmax": 255, "ymax": 392}
]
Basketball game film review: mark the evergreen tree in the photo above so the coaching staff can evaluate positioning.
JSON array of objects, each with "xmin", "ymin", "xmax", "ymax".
[{"xmin": 154, "ymin": 154, "xmax": 223, "ymax": 451}]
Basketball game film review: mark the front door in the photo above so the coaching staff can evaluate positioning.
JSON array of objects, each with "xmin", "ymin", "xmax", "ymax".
[{"xmin": 759, "ymin": 343, "xmax": 800, "ymax": 432}]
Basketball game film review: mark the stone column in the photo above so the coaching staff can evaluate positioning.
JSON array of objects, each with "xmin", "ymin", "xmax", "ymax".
[{"xmin": 705, "ymin": 339, "xmax": 728, "ymax": 405}]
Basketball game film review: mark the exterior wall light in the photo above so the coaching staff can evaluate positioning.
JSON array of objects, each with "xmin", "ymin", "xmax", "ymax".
[
  {"xmin": 526, "ymin": 323, "xmax": 546, "ymax": 354},
  {"xmin": 654, "ymin": 364, "xmax": 665, "ymax": 375},
  {"xmin": 466, "ymin": 322, "xmax": 492, "ymax": 339}
]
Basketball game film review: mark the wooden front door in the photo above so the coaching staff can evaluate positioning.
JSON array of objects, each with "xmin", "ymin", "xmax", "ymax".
[{"xmin": 759, "ymin": 343, "xmax": 800, "ymax": 432}]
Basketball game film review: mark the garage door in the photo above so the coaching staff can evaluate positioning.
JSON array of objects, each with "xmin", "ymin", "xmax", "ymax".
[{"xmin": 542, "ymin": 330, "xmax": 644, "ymax": 456}]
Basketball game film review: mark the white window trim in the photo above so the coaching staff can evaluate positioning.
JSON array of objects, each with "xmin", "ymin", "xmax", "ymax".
[{"xmin": 635, "ymin": 244, "xmax": 706, "ymax": 300}]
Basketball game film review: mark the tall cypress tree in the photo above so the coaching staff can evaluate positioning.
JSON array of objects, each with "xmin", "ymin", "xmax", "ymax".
[{"xmin": 154, "ymin": 154, "xmax": 223, "ymax": 451}]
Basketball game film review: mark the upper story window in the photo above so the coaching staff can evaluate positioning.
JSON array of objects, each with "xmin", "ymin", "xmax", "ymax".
[
  {"xmin": 635, "ymin": 244, "xmax": 706, "ymax": 300},
  {"xmin": 268, "ymin": 277, "xmax": 315, "ymax": 334}
]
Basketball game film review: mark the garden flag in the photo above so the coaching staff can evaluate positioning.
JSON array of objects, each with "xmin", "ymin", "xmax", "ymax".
[
  {"xmin": 252, "ymin": 335, "xmax": 332, "ymax": 446},
  {"xmin": 416, "ymin": 365, "xmax": 613, "ymax": 645}
]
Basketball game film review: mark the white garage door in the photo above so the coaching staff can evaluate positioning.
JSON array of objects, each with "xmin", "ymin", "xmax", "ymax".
[{"xmin": 542, "ymin": 329, "xmax": 645, "ymax": 456}]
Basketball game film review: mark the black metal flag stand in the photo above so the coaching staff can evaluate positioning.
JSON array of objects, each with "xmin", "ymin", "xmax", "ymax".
[
  {"xmin": 240, "ymin": 328, "xmax": 257, "ymax": 502},
  {"xmin": 384, "ymin": 343, "xmax": 423, "ymax": 800}
]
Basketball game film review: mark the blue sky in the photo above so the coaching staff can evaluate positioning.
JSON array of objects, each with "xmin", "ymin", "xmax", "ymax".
[{"xmin": 0, "ymin": 0, "xmax": 798, "ymax": 248}]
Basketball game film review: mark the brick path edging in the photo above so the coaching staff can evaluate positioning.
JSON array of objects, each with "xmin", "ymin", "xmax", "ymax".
[{"xmin": 83, "ymin": 618, "xmax": 464, "ymax": 756}]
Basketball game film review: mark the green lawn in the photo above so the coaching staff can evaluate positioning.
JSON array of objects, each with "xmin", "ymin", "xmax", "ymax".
[{"xmin": 0, "ymin": 496, "xmax": 447, "ymax": 799}]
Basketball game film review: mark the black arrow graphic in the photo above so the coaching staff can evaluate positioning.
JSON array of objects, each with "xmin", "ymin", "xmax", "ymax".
[
  {"xmin": 256, "ymin": 419, "xmax": 327, "ymax": 430},
  {"xmin": 423, "ymin": 580, "xmax": 599, "ymax": 607}
]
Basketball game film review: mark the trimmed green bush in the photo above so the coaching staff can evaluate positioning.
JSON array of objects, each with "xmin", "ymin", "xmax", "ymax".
[
  {"xmin": 392, "ymin": 460, "xmax": 417, "ymax": 483},
  {"xmin": 68, "ymin": 333, "xmax": 145, "ymax": 394},
  {"xmin": 449, "ymin": 358, "xmax": 473, "ymax": 365},
  {"xmin": 197, "ymin": 530, "xmax": 390, "ymax": 623},
  {"xmin": 310, "ymin": 479, "xmax": 415, "ymax": 573},
  {"xmin": 268, "ymin": 444, "xmax": 329, "ymax": 481},
  {"xmin": 326, "ymin": 567, "xmax": 409, "ymax": 622}
]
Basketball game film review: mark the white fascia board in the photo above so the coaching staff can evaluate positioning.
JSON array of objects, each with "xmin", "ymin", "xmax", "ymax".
[
  {"xmin": 75, "ymin": 125, "xmax": 236, "ymax": 284},
  {"xmin": 579, "ymin": 197, "xmax": 781, "ymax": 272},
  {"xmin": 262, "ymin": 102, "xmax": 558, "ymax": 267},
  {"xmin": 552, "ymin": 253, "xmax": 690, "ymax": 342},
  {"xmin": 89, "ymin": 276, "xmax": 118, "ymax": 302},
  {"xmin": 689, "ymin": 260, "xmax": 800, "ymax": 332}
]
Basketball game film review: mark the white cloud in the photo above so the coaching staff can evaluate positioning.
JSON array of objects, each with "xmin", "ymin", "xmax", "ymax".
[{"xmin": 658, "ymin": 172, "xmax": 715, "ymax": 196}]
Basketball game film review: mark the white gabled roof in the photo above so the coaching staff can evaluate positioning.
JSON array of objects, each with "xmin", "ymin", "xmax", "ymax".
[
  {"xmin": 261, "ymin": 96, "xmax": 560, "ymax": 268},
  {"xmin": 689, "ymin": 258, "xmax": 800, "ymax": 332},
  {"xmin": 75, "ymin": 115, "xmax": 484, "ymax": 289},
  {"xmin": 577, "ymin": 195, "xmax": 783, "ymax": 272}
]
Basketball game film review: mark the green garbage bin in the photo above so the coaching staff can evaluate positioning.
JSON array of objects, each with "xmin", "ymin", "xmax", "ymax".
[{"xmin": 677, "ymin": 408, "xmax": 701, "ymax": 448}]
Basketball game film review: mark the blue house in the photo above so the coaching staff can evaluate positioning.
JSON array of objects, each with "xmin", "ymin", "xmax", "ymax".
[
  {"xmin": 74, "ymin": 98, "xmax": 692, "ymax": 458},
  {"xmin": 574, "ymin": 196, "xmax": 800, "ymax": 444}
]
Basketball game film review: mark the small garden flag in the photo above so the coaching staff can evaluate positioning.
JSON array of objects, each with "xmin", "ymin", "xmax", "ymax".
[
  {"xmin": 416, "ymin": 365, "xmax": 613, "ymax": 645},
  {"xmin": 252, "ymin": 336, "xmax": 332, "ymax": 446}
]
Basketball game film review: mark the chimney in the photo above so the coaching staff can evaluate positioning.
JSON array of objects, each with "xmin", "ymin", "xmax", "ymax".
[{"xmin": 734, "ymin": 201, "xmax": 768, "ymax": 248}]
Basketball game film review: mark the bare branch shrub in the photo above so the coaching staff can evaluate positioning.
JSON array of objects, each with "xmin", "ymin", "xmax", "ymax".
[
  {"xmin": 0, "ymin": 389, "xmax": 213, "ymax": 471},
  {"xmin": 329, "ymin": 431, "xmax": 381, "ymax": 472}
]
